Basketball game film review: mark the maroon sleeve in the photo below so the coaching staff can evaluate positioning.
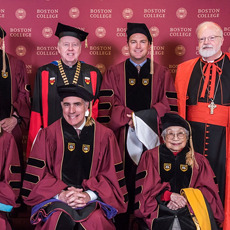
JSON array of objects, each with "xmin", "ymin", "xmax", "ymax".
[
  {"xmin": 10, "ymin": 56, "xmax": 31, "ymax": 130},
  {"xmin": 134, "ymin": 148, "xmax": 170, "ymax": 228},
  {"xmin": 22, "ymin": 127, "xmax": 67, "ymax": 206},
  {"xmin": 192, "ymin": 153, "xmax": 224, "ymax": 224},
  {"xmin": 98, "ymin": 64, "xmax": 132, "ymax": 131},
  {"xmin": 0, "ymin": 132, "xmax": 21, "ymax": 207},
  {"xmin": 151, "ymin": 65, "xmax": 177, "ymax": 118},
  {"xmin": 82, "ymin": 124, "xmax": 128, "ymax": 214}
]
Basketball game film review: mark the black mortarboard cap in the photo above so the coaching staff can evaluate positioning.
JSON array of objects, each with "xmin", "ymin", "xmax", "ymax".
[
  {"xmin": 161, "ymin": 113, "xmax": 190, "ymax": 132},
  {"xmin": 0, "ymin": 26, "xmax": 6, "ymax": 38},
  {"xmin": 57, "ymin": 84, "xmax": 94, "ymax": 102},
  {"xmin": 55, "ymin": 22, "xmax": 88, "ymax": 42},
  {"xmin": 126, "ymin": 22, "xmax": 152, "ymax": 43}
]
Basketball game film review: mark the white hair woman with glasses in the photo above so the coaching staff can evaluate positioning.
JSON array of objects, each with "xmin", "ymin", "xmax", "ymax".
[{"xmin": 134, "ymin": 113, "xmax": 224, "ymax": 230}]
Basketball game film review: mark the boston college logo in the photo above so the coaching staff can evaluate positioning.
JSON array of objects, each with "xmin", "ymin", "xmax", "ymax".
[
  {"xmin": 176, "ymin": 8, "xmax": 187, "ymax": 19},
  {"xmin": 164, "ymin": 163, "xmax": 171, "ymax": 171},
  {"xmin": 15, "ymin": 8, "xmax": 26, "ymax": 20},
  {"xmin": 122, "ymin": 8, "xmax": 133, "ymax": 19},
  {"xmin": 68, "ymin": 143, "xmax": 75, "ymax": 152},
  {"xmin": 42, "ymin": 27, "xmax": 53, "ymax": 38},
  {"xmin": 129, "ymin": 79, "xmax": 136, "ymax": 86},
  {"xmin": 69, "ymin": 7, "xmax": 80, "ymax": 19},
  {"xmin": 142, "ymin": 79, "xmax": 149, "ymax": 86},
  {"xmin": 150, "ymin": 26, "xmax": 160, "ymax": 38},
  {"xmin": 175, "ymin": 45, "xmax": 186, "ymax": 56},
  {"xmin": 82, "ymin": 144, "xmax": 90, "ymax": 153},
  {"xmin": 16, "ymin": 46, "xmax": 26, "ymax": 57},
  {"xmin": 180, "ymin": 164, "xmax": 188, "ymax": 172},
  {"xmin": 95, "ymin": 27, "xmax": 106, "ymax": 38}
]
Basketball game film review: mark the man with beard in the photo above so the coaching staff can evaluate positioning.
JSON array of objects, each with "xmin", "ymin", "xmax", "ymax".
[{"xmin": 175, "ymin": 21, "xmax": 230, "ymax": 229}]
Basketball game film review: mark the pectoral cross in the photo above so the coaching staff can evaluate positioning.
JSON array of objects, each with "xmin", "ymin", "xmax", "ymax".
[{"xmin": 208, "ymin": 100, "xmax": 217, "ymax": 115}]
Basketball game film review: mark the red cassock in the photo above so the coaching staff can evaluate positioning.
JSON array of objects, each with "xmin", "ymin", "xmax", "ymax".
[
  {"xmin": 175, "ymin": 53, "xmax": 230, "ymax": 229},
  {"xmin": 134, "ymin": 146, "xmax": 224, "ymax": 229},
  {"xmin": 0, "ymin": 131, "xmax": 21, "ymax": 230},
  {"xmin": 22, "ymin": 118, "xmax": 128, "ymax": 229}
]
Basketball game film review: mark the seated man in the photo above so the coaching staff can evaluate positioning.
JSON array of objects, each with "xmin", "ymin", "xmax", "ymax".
[
  {"xmin": 22, "ymin": 84, "xmax": 128, "ymax": 230},
  {"xmin": 0, "ymin": 125, "xmax": 21, "ymax": 230},
  {"xmin": 134, "ymin": 113, "xmax": 224, "ymax": 230}
]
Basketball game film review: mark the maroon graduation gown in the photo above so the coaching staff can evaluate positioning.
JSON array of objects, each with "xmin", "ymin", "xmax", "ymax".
[
  {"xmin": 0, "ymin": 52, "xmax": 30, "ymax": 154},
  {"xmin": 134, "ymin": 145, "xmax": 224, "ymax": 229},
  {"xmin": 98, "ymin": 58, "xmax": 177, "ymax": 160},
  {"xmin": 22, "ymin": 119, "xmax": 127, "ymax": 228},
  {"xmin": 0, "ymin": 131, "xmax": 21, "ymax": 230}
]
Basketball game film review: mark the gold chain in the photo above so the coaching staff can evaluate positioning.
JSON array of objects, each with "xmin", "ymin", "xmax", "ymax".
[{"xmin": 58, "ymin": 60, "xmax": 81, "ymax": 85}]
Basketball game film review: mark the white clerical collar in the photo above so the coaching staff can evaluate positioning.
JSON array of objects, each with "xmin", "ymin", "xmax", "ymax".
[
  {"xmin": 74, "ymin": 118, "xmax": 86, "ymax": 131},
  {"xmin": 129, "ymin": 58, "xmax": 147, "ymax": 67}
]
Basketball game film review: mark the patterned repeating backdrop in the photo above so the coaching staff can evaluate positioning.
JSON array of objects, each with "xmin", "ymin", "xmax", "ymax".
[{"xmin": 0, "ymin": 0, "xmax": 230, "ymax": 91}]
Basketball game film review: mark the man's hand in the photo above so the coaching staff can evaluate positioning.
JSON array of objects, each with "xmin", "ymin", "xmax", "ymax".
[
  {"xmin": 167, "ymin": 193, "xmax": 187, "ymax": 210},
  {"xmin": 0, "ymin": 117, "xmax": 17, "ymax": 133},
  {"xmin": 127, "ymin": 114, "xmax": 134, "ymax": 128},
  {"xmin": 58, "ymin": 187, "xmax": 91, "ymax": 209}
]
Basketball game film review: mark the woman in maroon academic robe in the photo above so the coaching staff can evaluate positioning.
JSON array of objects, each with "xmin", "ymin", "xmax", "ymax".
[{"xmin": 134, "ymin": 113, "xmax": 224, "ymax": 230}]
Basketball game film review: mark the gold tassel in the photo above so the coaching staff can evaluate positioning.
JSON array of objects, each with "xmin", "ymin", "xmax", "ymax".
[
  {"xmin": 185, "ymin": 121, "xmax": 199, "ymax": 169},
  {"xmin": 85, "ymin": 37, "xmax": 88, "ymax": 48},
  {"xmin": 85, "ymin": 101, "xmax": 94, "ymax": 126}
]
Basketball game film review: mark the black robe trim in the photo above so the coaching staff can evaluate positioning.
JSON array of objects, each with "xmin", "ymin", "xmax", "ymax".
[
  {"xmin": 24, "ymin": 173, "xmax": 39, "ymax": 184},
  {"xmin": 136, "ymin": 171, "xmax": 147, "ymax": 182},
  {"xmin": 61, "ymin": 118, "xmax": 94, "ymax": 187},
  {"xmin": 125, "ymin": 59, "xmax": 152, "ymax": 112},
  {"xmin": 159, "ymin": 145, "xmax": 192, "ymax": 193},
  {"xmin": 9, "ymin": 181, "xmax": 21, "ymax": 189},
  {"xmin": 0, "ymin": 51, "xmax": 11, "ymax": 120},
  {"xmin": 10, "ymin": 165, "xmax": 21, "ymax": 174},
  {"xmin": 27, "ymin": 157, "xmax": 46, "ymax": 169}
]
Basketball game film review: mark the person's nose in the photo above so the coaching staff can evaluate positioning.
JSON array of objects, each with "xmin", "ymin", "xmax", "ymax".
[{"xmin": 69, "ymin": 105, "xmax": 75, "ymax": 113}]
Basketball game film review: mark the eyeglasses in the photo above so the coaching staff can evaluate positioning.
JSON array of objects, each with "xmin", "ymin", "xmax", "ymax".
[
  {"xmin": 198, "ymin": 35, "xmax": 222, "ymax": 43},
  {"xmin": 166, "ymin": 132, "xmax": 186, "ymax": 140}
]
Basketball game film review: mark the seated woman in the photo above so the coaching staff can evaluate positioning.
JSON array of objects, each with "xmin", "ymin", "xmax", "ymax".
[{"xmin": 134, "ymin": 113, "xmax": 224, "ymax": 230}]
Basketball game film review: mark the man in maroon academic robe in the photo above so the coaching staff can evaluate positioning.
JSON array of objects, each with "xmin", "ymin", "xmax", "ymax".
[
  {"xmin": 0, "ymin": 128, "xmax": 21, "ymax": 230},
  {"xmin": 0, "ymin": 26, "xmax": 30, "ymax": 165},
  {"xmin": 175, "ymin": 21, "xmax": 230, "ymax": 229},
  {"xmin": 26, "ymin": 22, "xmax": 102, "ymax": 157},
  {"xmin": 22, "ymin": 84, "xmax": 127, "ymax": 230},
  {"xmin": 98, "ymin": 22, "xmax": 177, "ymax": 229}
]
